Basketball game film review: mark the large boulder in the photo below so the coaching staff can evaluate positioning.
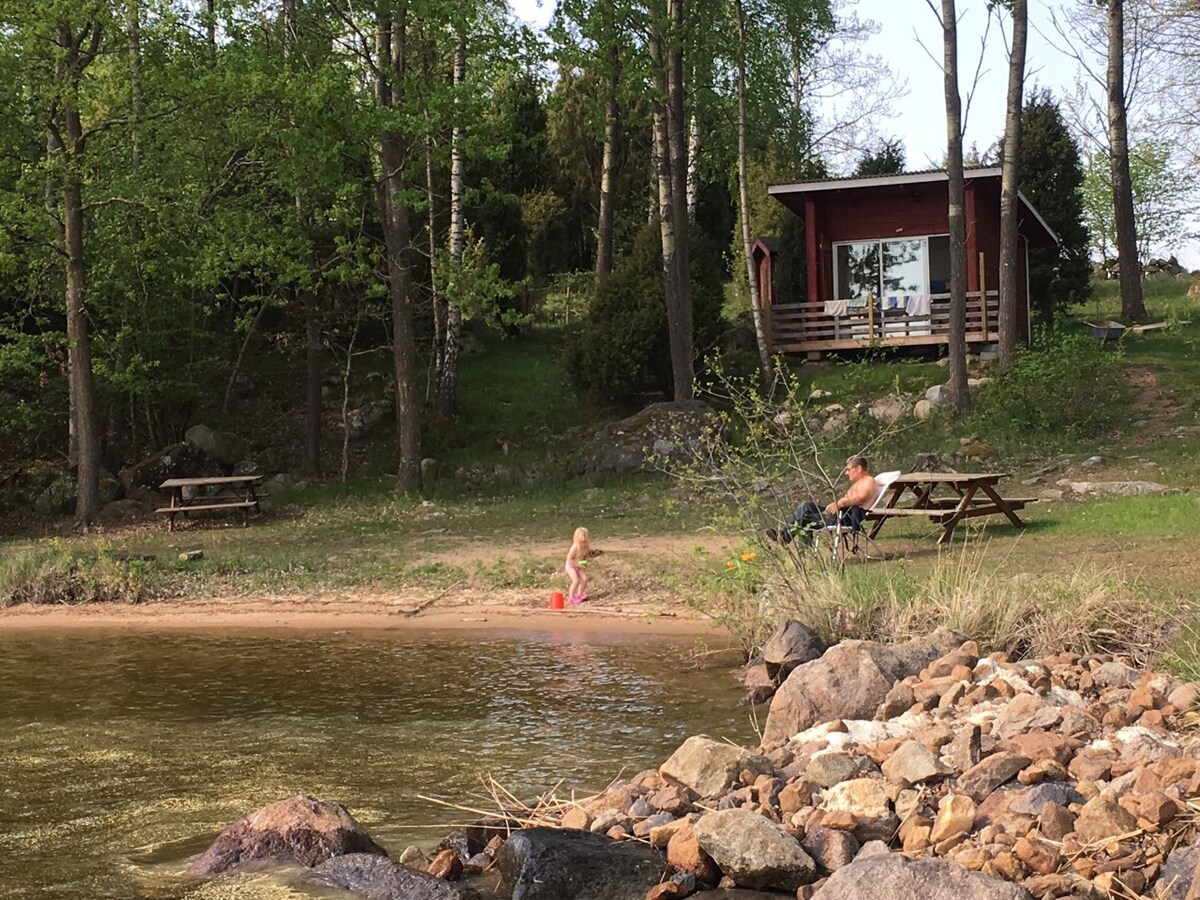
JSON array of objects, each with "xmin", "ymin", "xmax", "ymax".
[
  {"xmin": 660, "ymin": 736, "xmax": 771, "ymax": 799},
  {"xmin": 692, "ymin": 809, "xmax": 816, "ymax": 892},
  {"xmin": 307, "ymin": 853, "xmax": 482, "ymax": 900},
  {"xmin": 186, "ymin": 795, "xmax": 387, "ymax": 877},
  {"xmin": 494, "ymin": 828, "xmax": 665, "ymax": 900},
  {"xmin": 812, "ymin": 854, "xmax": 1034, "ymax": 899},
  {"xmin": 347, "ymin": 398, "xmax": 394, "ymax": 442},
  {"xmin": 579, "ymin": 401, "xmax": 717, "ymax": 476},
  {"xmin": 761, "ymin": 630, "xmax": 963, "ymax": 747},
  {"xmin": 185, "ymin": 425, "xmax": 246, "ymax": 468},
  {"xmin": 761, "ymin": 621, "xmax": 826, "ymax": 679},
  {"xmin": 119, "ymin": 442, "xmax": 221, "ymax": 494}
]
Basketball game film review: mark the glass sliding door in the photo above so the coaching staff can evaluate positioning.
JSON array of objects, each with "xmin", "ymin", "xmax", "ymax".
[
  {"xmin": 835, "ymin": 242, "xmax": 881, "ymax": 302},
  {"xmin": 881, "ymin": 239, "xmax": 925, "ymax": 295}
]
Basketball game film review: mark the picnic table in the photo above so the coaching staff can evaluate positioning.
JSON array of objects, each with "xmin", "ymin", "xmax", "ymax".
[
  {"xmin": 866, "ymin": 472, "xmax": 1035, "ymax": 545},
  {"xmin": 156, "ymin": 475, "xmax": 262, "ymax": 532}
]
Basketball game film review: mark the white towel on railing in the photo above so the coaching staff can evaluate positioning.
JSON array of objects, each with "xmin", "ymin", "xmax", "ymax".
[
  {"xmin": 904, "ymin": 294, "xmax": 932, "ymax": 316},
  {"xmin": 824, "ymin": 299, "xmax": 849, "ymax": 317},
  {"xmin": 881, "ymin": 295, "xmax": 905, "ymax": 310}
]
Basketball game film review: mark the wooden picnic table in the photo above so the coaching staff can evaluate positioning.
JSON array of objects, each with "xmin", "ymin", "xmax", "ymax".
[
  {"xmin": 866, "ymin": 472, "xmax": 1034, "ymax": 545},
  {"xmin": 157, "ymin": 475, "xmax": 262, "ymax": 532}
]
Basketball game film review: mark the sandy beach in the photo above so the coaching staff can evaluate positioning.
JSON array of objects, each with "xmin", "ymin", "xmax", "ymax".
[{"xmin": 0, "ymin": 588, "xmax": 725, "ymax": 637}]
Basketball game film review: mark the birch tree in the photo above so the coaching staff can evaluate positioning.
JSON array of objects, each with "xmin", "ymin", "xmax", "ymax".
[
  {"xmin": 996, "ymin": 0, "xmax": 1026, "ymax": 373},
  {"xmin": 930, "ymin": 0, "xmax": 970, "ymax": 414}
]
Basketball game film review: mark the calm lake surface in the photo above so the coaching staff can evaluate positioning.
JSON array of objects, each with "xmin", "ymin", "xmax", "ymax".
[{"xmin": 0, "ymin": 627, "xmax": 751, "ymax": 898}]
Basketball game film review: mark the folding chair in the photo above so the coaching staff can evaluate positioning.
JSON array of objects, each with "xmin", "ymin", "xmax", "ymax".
[{"xmin": 823, "ymin": 470, "xmax": 900, "ymax": 565}]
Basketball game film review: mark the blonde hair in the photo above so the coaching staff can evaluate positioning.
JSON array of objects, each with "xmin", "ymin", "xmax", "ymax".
[{"xmin": 572, "ymin": 527, "xmax": 590, "ymax": 551}]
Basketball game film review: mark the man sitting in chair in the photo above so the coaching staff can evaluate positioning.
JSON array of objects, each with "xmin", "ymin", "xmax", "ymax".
[{"xmin": 769, "ymin": 456, "xmax": 877, "ymax": 545}]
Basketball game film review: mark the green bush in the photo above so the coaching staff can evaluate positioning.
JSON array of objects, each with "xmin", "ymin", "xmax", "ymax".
[
  {"xmin": 969, "ymin": 329, "xmax": 1128, "ymax": 445},
  {"xmin": 569, "ymin": 224, "xmax": 724, "ymax": 398}
]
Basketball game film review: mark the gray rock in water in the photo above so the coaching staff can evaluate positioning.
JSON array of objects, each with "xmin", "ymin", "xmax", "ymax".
[
  {"xmin": 813, "ymin": 854, "xmax": 1033, "ymax": 899},
  {"xmin": 762, "ymin": 621, "xmax": 826, "ymax": 679},
  {"xmin": 495, "ymin": 828, "xmax": 665, "ymax": 900},
  {"xmin": 693, "ymin": 808, "xmax": 816, "ymax": 892},
  {"xmin": 186, "ymin": 795, "xmax": 387, "ymax": 877},
  {"xmin": 308, "ymin": 853, "xmax": 482, "ymax": 899},
  {"xmin": 762, "ymin": 629, "xmax": 964, "ymax": 747}
]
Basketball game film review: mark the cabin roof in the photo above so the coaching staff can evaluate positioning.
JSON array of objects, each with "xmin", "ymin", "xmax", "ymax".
[{"xmin": 768, "ymin": 167, "xmax": 1059, "ymax": 246}]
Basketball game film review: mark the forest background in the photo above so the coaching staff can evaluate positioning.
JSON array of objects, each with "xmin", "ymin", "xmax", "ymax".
[{"xmin": 1, "ymin": 0, "xmax": 1198, "ymax": 530}]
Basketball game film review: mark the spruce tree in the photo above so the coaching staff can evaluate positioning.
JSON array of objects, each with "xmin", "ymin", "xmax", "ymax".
[{"xmin": 1018, "ymin": 90, "xmax": 1092, "ymax": 326}]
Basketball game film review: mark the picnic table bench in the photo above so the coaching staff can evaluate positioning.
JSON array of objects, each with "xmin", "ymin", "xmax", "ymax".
[
  {"xmin": 865, "ymin": 472, "xmax": 1035, "ymax": 545},
  {"xmin": 157, "ymin": 475, "xmax": 262, "ymax": 532}
]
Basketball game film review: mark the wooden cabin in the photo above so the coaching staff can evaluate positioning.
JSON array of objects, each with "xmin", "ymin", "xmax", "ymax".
[{"xmin": 761, "ymin": 167, "xmax": 1059, "ymax": 357}]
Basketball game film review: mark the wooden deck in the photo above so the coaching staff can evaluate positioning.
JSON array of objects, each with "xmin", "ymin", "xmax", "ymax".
[{"xmin": 766, "ymin": 290, "xmax": 999, "ymax": 355}]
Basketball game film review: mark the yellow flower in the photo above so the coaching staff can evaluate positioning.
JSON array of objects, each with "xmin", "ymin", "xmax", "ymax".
[
  {"xmin": 726, "ymin": 560, "xmax": 737, "ymax": 569},
  {"xmin": 740, "ymin": 552, "xmax": 757, "ymax": 563}
]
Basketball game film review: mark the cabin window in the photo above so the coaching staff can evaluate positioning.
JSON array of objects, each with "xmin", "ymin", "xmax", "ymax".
[{"xmin": 834, "ymin": 235, "xmax": 951, "ymax": 300}]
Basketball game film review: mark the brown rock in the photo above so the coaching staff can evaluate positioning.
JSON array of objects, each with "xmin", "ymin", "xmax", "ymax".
[
  {"xmin": 881, "ymin": 741, "xmax": 951, "ymax": 785},
  {"xmin": 801, "ymin": 824, "xmax": 859, "ymax": 874},
  {"xmin": 1131, "ymin": 681, "xmax": 1165, "ymax": 710},
  {"xmin": 1013, "ymin": 836, "xmax": 1061, "ymax": 876},
  {"xmin": 667, "ymin": 823, "xmax": 720, "ymax": 885},
  {"xmin": 186, "ymin": 795, "xmax": 388, "ymax": 876},
  {"xmin": 1017, "ymin": 759, "xmax": 1068, "ymax": 785},
  {"xmin": 648, "ymin": 816, "xmax": 693, "ymax": 849},
  {"xmin": 930, "ymin": 793, "xmax": 976, "ymax": 844},
  {"xmin": 1068, "ymin": 748, "xmax": 1117, "ymax": 782},
  {"xmin": 780, "ymin": 780, "xmax": 816, "ymax": 818},
  {"xmin": 1036, "ymin": 801, "xmax": 1075, "ymax": 844},
  {"xmin": 902, "ymin": 824, "xmax": 932, "ymax": 853},
  {"xmin": 999, "ymin": 732, "xmax": 1078, "ymax": 766},
  {"xmin": 1121, "ymin": 788, "xmax": 1179, "ymax": 828},
  {"xmin": 958, "ymin": 752, "xmax": 1032, "ymax": 801},
  {"xmin": 945, "ymin": 724, "xmax": 983, "ymax": 773},
  {"xmin": 648, "ymin": 785, "xmax": 692, "ymax": 817},
  {"xmin": 1168, "ymin": 682, "xmax": 1200, "ymax": 711},
  {"xmin": 645, "ymin": 881, "xmax": 688, "ymax": 900},
  {"xmin": 989, "ymin": 850, "xmax": 1026, "ymax": 882},
  {"xmin": 428, "ymin": 848, "xmax": 463, "ymax": 881},
  {"xmin": 561, "ymin": 806, "xmax": 591, "ymax": 830},
  {"xmin": 1141, "ymin": 708, "xmax": 1166, "ymax": 727},
  {"xmin": 1073, "ymin": 796, "xmax": 1138, "ymax": 845}
]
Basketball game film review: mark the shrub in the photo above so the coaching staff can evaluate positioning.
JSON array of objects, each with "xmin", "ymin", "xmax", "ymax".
[
  {"xmin": 569, "ymin": 223, "xmax": 724, "ymax": 398},
  {"xmin": 969, "ymin": 329, "xmax": 1128, "ymax": 445}
]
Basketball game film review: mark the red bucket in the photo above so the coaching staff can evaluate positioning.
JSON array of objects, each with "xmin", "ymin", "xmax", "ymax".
[{"xmin": 549, "ymin": 591, "xmax": 565, "ymax": 610}]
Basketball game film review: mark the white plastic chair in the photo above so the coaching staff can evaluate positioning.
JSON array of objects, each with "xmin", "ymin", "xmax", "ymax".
[{"xmin": 824, "ymin": 470, "xmax": 900, "ymax": 565}]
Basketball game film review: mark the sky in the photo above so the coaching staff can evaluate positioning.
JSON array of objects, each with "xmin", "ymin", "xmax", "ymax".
[{"xmin": 509, "ymin": 0, "xmax": 1199, "ymax": 269}]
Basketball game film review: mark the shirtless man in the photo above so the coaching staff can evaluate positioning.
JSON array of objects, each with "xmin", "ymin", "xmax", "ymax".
[{"xmin": 770, "ymin": 455, "xmax": 878, "ymax": 545}]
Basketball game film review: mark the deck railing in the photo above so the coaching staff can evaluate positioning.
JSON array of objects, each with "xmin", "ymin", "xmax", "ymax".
[{"xmin": 766, "ymin": 290, "xmax": 1000, "ymax": 354}]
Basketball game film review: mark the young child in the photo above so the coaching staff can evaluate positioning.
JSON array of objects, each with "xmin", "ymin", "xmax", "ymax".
[{"xmin": 565, "ymin": 526, "xmax": 590, "ymax": 605}]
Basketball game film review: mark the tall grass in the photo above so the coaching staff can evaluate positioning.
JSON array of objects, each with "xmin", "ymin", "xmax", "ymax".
[
  {"xmin": 705, "ymin": 540, "xmax": 1181, "ymax": 665},
  {"xmin": 0, "ymin": 542, "xmax": 148, "ymax": 606}
]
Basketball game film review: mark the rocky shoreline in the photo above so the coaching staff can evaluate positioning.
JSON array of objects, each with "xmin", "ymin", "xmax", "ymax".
[{"xmin": 185, "ymin": 624, "xmax": 1200, "ymax": 899}]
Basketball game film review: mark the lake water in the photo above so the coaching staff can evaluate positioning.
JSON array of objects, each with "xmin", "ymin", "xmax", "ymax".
[{"xmin": 0, "ymin": 628, "xmax": 752, "ymax": 898}]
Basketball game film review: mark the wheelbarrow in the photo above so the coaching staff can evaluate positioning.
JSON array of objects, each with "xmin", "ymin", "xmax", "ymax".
[{"xmin": 1085, "ymin": 320, "xmax": 1126, "ymax": 342}]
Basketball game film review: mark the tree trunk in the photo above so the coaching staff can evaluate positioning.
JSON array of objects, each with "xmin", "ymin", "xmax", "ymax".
[
  {"xmin": 595, "ymin": 46, "xmax": 621, "ymax": 287},
  {"xmin": 941, "ymin": 0, "xmax": 970, "ymax": 415},
  {"xmin": 437, "ymin": 38, "xmax": 467, "ymax": 419},
  {"xmin": 377, "ymin": 6, "xmax": 421, "ymax": 488},
  {"xmin": 302, "ymin": 310, "xmax": 322, "ymax": 476},
  {"xmin": 1106, "ymin": 0, "xmax": 1147, "ymax": 322},
  {"xmin": 998, "ymin": 0, "xmax": 1026, "ymax": 372},
  {"xmin": 206, "ymin": 0, "xmax": 216, "ymax": 50},
  {"xmin": 62, "ymin": 124, "xmax": 101, "ymax": 526},
  {"xmin": 128, "ymin": 0, "xmax": 142, "ymax": 170},
  {"xmin": 425, "ymin": 129, "xmax": 444, "ymax": 381},
  {"xmin": 734, "ymin": 0, "xmax": 773, "ymax": 392},
  {"xmin": 650, "ymin": 0, "xmax": 694, "ymax": 403}
]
